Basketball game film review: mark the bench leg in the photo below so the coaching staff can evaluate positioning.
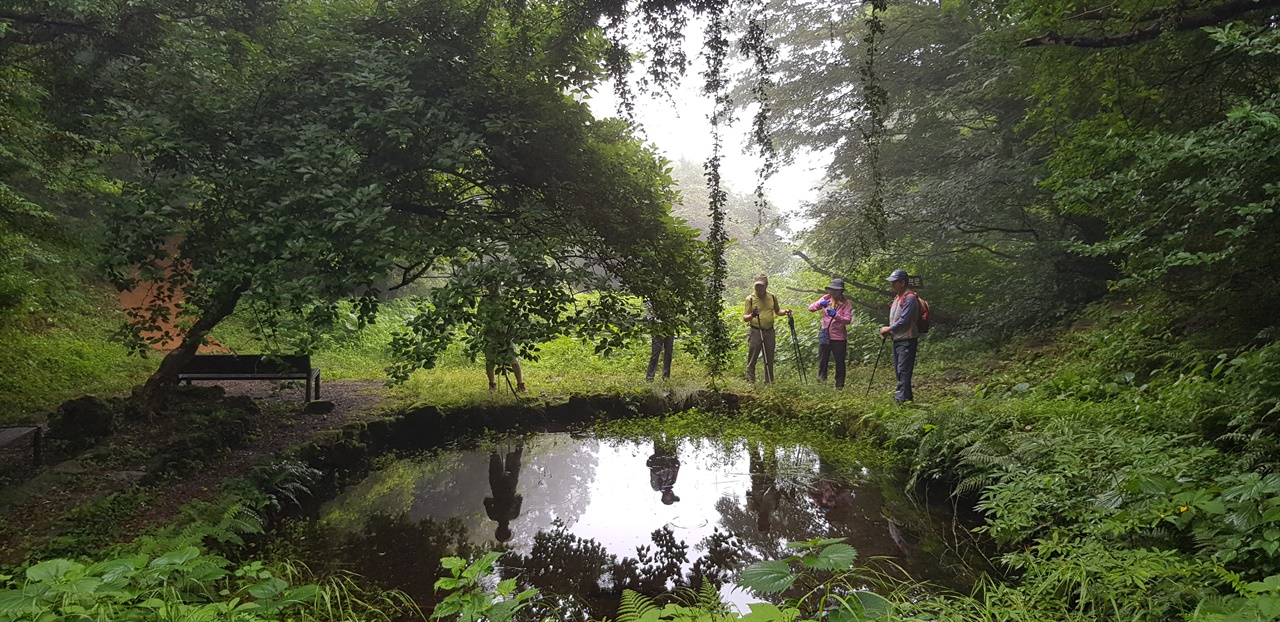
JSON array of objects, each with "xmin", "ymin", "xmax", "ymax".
[{"xmin": 315, "ymin": 371, "xmax": 320, "ymax": 400}]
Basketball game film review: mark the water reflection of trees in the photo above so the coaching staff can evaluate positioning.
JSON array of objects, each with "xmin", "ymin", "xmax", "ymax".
[
  {"xmin": 292, "ymin": 513, "xmax": 479, "ymax": 608},
  {"xmin": 494, "ymin": 435, "xmax": 598, "ymax": 547},
  {"xmin": 301, "ymin": 434, "xmax": 990, "ymax": 618},
  {"xmin": 715, "ymin": 442, "xmax": 828, "ymax": 565},
  {"xmin": 503, "ymin": 520, "xmax": 737, "ymax": 622}
]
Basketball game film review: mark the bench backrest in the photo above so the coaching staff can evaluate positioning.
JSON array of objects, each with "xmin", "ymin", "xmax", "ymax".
[{"xmin": 179, "ymin": 354, "xmax": 312, "ymax": 375}]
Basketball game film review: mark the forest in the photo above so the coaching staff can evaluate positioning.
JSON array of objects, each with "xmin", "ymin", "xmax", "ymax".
[{"xmin": 1, "ymin": 0, "xmax": 1278, "ymax": 620}]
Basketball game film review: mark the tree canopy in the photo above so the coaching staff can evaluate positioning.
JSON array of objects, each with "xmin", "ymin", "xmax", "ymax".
[
  {"xmin": 737, "ymin": 0, "xmax": 1278, "ymax": 341},
  {"xmin": 2, "ymin": 0, "xmax": 710, "ymax": 409}
]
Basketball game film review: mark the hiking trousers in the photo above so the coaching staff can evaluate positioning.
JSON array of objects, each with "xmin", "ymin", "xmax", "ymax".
[
  {"xmin": 818, "ymin": 340, "xmax": 848, "ymax": 389},
  {"xmin": 747, "ymin": 327, "xmax": 776, "ymax": 383},
  {"xmin": 647, "ymin": 334, "xmax": 674, "ymax": 381},
  {"xmin": 892, "ymin": 338, "xmax": 918, "ymax": 402}
]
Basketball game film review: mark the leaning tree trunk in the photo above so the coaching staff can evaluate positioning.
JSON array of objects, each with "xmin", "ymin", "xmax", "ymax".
[{"xmin": 130, "ymin": 280, "xmax": 248, "ymax": 415}]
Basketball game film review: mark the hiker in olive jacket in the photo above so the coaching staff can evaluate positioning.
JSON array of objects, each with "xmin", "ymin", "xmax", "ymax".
[{"xmin": 742, "ymin": 274, "xmax": 791, "ymax": 384}]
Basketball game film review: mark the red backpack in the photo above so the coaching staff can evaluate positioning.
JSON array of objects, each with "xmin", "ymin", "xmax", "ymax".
[{"xmin": 911, "ymin": 293, "xmax": 931, "ymax": 334}]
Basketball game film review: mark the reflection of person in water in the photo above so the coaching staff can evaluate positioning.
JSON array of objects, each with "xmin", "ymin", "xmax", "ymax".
[
  {"xmin": 747, "ymin": 442, "xmax": 782, "ymax": 533},
  {"xmin": 484, "ymin": 444, "xmax": 524, "ymax": 542},
  {"xmin": 810, "ymin": 457, "xmax": 854, "ymax": 524},
  {"xmin": 646, "ymin": 435, "xmax": 681, "ymax": 505}
]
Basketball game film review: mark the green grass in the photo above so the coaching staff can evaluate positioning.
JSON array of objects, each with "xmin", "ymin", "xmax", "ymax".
[{"xmin": 0, "ymin": 290, "xmax": 156, "ymax": 425}]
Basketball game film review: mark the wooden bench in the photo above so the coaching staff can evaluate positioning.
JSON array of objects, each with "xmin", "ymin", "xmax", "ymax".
[
  {"xmin": 0, "ymin": 426, "xmax": 42, "ymax": 466},
  {"xmin": 177, "ymin": 354, "xmax": 320, "ymax": 402}
]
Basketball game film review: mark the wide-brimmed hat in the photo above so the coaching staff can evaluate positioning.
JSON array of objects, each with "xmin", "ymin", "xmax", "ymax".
[
  {"xmin": 826, "ymin": 278, "xmax": 845, "ymax": 291},
  {"xmin": 885, "ymin": 269, "xmax": 909, "ymax": 282}
]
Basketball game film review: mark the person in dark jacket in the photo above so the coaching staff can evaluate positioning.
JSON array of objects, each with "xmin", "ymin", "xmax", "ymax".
[{"xmin": 879, "ymin": 269, "xmax": 921, "ymax": 403}]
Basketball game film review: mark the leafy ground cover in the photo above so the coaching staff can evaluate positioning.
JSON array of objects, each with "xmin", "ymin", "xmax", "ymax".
[{"xmin": 5, "ymin": 296, "xmax": 1279, "ymax": 621}]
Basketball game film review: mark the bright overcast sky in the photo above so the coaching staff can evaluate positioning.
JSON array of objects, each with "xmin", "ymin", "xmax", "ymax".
[{"xmin": 582, "ymin": 27, "xmax": 828, "ymax": 231}]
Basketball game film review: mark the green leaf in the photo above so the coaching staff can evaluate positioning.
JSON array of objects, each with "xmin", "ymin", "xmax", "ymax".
[
  {"xmin": 150, "ymin": 547, "xmax": 200, "ymax": 568},
  {"xmin": 247, "ymin": 576, "xmax": 287, "ymax": 599},
  {"xmin": 737, "ymin": 561, "xmax": 797, "ymax": 594},
  {"xmin": 811, "ymin": 543, "xmax": 858, "ymax": 570},
  {"xmin": 88, "ymin": 557, "xmax": 146, "ymax": 584},
  {"xmin": 853, "ymin": 591, "xmax": 892, "ymax": 619},
  {"xmin": 786, "ymin": 537, "xmax": 846, "ymax": 550},
  {"xmin": 741, "ymin": 602, "xmax": 797, "ymax": 622},
  {"xmin": 53, "ymin": 578, "xmax": 102, "ymax": 597},
  {"xmin": 26, "ymin": 560, "xmax": 81, "ymax": 583},
  {"xmin": 495, "ymin": 578, "xmax": 517, "ymax": 596},
  {"xmin": 0, "ymin": 590, "xmax": 35, "ymax": 613}
]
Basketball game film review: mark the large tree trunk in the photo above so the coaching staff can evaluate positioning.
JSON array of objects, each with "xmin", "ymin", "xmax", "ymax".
[{"xmin": 130, "ymin": 280, "xmax": 248, "ymax": 415}]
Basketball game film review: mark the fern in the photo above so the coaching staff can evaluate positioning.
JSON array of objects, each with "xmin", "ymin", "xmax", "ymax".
[
  {"xmin": 617, "ymin": 589, "xmax": 660, "ymax": 622},
  {"xmin": 696, "ymin": 581, "xmax": 724, "ymax": 613}
]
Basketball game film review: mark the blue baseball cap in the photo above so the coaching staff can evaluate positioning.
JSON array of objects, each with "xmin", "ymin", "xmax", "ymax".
[{"xmin": 886, "ymin": 269, "xmax": 909, "ymax": 282}]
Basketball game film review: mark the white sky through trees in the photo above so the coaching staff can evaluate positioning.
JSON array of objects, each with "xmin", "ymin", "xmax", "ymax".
[{"xmin": 584, "ymin": 22, "xmax": 827, "ymax": 232}]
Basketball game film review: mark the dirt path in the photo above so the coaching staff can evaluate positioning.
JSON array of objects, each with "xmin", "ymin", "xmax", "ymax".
[{"xmin": 0, "ymin": 379, "xmax": 393, "ymax": 564}]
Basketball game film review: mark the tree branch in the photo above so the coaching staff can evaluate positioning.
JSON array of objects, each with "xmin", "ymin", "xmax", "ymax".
[
  {"xmin": 954, "ymin": 222, "xmax": 1041, "ymax": 237},
  {"xmin": 792, "ymin": 250, "xmax": 892, "ymax": 296},
  {"xmin": 1020, "ymin": 0, "xmax": 1280, "ymax": 48},
  {"xmin": 0, "ymin": 9, "xmax": 99, "ymax": 34},
  {"xmin": 784, "ymin": 286, "xmax": 881, "ymax": 314}
]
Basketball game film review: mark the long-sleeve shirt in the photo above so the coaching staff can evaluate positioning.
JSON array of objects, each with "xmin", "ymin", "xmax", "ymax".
[
  {"xmin": 888, "ymin": 292, "xmax": 919, "ymax": 340},
  {"xmin": 808, "ymin": 295, "xmax": 853, "ymax": 341}
]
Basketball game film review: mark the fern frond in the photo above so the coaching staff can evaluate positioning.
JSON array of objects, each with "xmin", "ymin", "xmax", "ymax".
[{"xmin": 617, "ymin": 589, "xmax": 659, "ymax": 622}]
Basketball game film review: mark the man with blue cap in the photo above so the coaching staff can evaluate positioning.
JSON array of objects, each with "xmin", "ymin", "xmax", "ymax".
[{"xmin": 879, "ymin": 269, "xmax": 920, "ymax": 403}]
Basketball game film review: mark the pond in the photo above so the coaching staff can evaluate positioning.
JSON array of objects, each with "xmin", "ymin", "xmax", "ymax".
[{"xmin": 289, "ymin": 432, "xmax": 988, "ymax": 619}]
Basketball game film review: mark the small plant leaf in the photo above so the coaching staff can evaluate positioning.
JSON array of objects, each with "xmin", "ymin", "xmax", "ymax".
[
  {"xmin": 150, "ymin": 547, "xmax": 199, "ymax": 568},
  {"xmin": 812, "ymin": 543, "xmax": 857, "ymax": 570},
  {"xmin": 741, "ymin": 602, "xmax": 797, "ymax": 622},
  {"xmin": 738, "ymin": 560, "xmax": 797, "ymax": 593},
  {"xmin": 854, "ymin": 591, "xmax": 892, "ymax": 619},
  {"xmin": 27, "ymin": 559, "xmax": 81, "ymax": 582}
]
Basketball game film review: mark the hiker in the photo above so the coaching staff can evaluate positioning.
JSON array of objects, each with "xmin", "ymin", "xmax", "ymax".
[
  {"xmin": 644, "ymin": 296, "xmax": 676, "ymax": 382},
  {"xmin": 483, "ymin": 284, "xmax": 527, "ymax": 393},
  {"xmin": 879, "ymin": 269, "xmax": 920, "ymax": 403},
  {"xmin": 647, "ymin": 434, "xmax": 681, "ymax": 505},
  {"xmin": 485, "ymin": 352, "xmax": 526, "ymax": 393},
  {"xmin": 743, "ymin": 274, "xmax": 791, "ymax": 384},
  {"xmin": 808, "ymin": 278, "xmax": 854, "ymax": 389},
  {"xmin": 484, "ymin": 444, "xmax": 524, "ymax": 542}
]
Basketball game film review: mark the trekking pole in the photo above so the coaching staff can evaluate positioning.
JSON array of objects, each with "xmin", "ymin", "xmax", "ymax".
[
  {"xmin": 787, "ymin": 313, "xmax": 806, "ymax": 382},
  {"xmin": 866, "ymin": 335, "xmax": 887, "ymax": 397},
  {"xmin": 760, "ymin": 321, "xmax": 773, "ymax": 383},
  {"xmin": 749, "ymin": 308, "xmax": 774, "ymax": 383}
]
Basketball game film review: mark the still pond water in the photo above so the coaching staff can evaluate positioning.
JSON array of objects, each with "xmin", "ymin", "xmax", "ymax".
[{"xmin": 293, "ymin": 433, "xmax": 985, "ymax": 618}]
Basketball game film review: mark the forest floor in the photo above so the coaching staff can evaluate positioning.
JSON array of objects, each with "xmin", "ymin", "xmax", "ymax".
[{"xmin": 0, "ymin": 379, "xmax": 394, "ymax": 565}]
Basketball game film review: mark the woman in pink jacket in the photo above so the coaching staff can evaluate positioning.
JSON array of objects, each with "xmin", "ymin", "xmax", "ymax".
[{"xmin": 808, "ymin": 279, "xmax": 854, "ymax": 389}]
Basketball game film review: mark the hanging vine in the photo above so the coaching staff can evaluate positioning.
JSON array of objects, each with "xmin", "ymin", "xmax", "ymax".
[
  {"xmin": 739, "ymin": 7, "xmax": 779, "ymax": 234},
  {"xmin": 699, "ymin": 0, "xmax": 734, "ymax": 381},
  {"xmin": 858, "ymin": 0, "xmax": 888, "ymax": 248},
  {"xmin": 600, "ymin": 0, "xmax": 779, "ymax": 383}
]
